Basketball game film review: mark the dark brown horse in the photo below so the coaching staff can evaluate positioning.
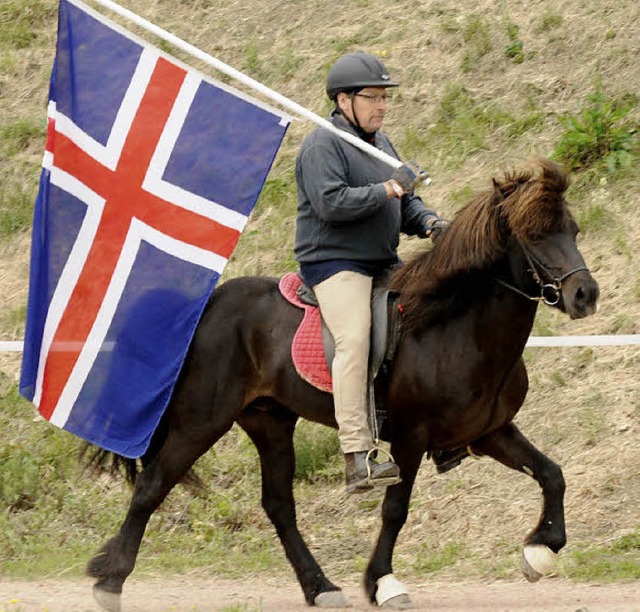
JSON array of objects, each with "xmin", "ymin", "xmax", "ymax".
[{"xmin": 88, "ymin": 158, "xmax": 599, "ymax": 610}]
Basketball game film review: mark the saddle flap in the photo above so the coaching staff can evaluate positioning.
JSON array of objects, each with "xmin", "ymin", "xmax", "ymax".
[
  {"xmin": 369, "ymin": 287, "xmax": 401, "ymax": 377},
  {"xmin": 279, "ymin": 272, "xmax": 401, "ymax": 391}
]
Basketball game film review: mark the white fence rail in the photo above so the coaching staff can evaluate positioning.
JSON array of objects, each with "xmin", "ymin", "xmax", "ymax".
[
  {"xmin": 1, "ymin": 335, "xmax": 639, "ymax": 353},
  {"xmin": 525, "ymin": 335, "xmax": 640, "ymax": 347}
]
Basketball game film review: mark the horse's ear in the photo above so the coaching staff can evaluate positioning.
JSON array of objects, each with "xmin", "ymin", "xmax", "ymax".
[{"xmin": 492, "ymin": 178, "xmax": 505, "ymax": 203}]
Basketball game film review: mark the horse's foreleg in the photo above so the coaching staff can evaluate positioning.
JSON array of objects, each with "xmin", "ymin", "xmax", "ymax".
[
  {"xmin": 473, "ymin": 422, "xmax": 566, "ymax": 581},
  {"xmin": 237, "ymin": 406, "xmax": 347, "ymax": 608},
  {"xmin": 365, "ymin": 445, "xmax": 424, "ymax": 607}
]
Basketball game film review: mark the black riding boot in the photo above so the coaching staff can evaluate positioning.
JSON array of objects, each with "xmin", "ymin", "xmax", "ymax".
[{"xmin": 344, "ymin": 451, "xmax": 401, "ymax": 494}]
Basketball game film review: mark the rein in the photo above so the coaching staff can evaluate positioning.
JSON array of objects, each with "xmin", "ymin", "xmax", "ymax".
[{"xmin": 496, "ymin": 238, "xmax": 588, "ymax": 306}]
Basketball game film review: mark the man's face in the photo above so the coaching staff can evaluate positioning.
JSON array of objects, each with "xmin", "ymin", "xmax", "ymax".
[{"xmin": 338, "ymin": 86, "xmax": 389, "ymax": 133}]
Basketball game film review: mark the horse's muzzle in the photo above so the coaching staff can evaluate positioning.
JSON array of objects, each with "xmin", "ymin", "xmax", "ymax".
[{"xmin": 564, "ymin": 272, "xmax": 600, "ymax": 319}]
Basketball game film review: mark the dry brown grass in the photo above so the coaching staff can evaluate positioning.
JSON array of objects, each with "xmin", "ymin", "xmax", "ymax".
[{"xmin": 0, "ymin": 0, "xmax": 638, "ymax": 578}]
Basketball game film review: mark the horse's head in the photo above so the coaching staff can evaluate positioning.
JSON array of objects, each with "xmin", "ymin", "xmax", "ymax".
[
  {"xmin": 390, "ymin": 158, "xmax": 599, "ymax": 332},
  {"xmin": 498, "ymin": 159, "xmax": 600, "ymax": 319}
]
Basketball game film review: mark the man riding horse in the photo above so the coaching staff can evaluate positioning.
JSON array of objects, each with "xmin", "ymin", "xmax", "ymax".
[{"xmin": 293, "ymin": 51, "xmax": 450, "ymax": 493}]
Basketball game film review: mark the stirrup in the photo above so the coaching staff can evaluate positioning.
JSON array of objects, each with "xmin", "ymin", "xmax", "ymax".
[{"xmin": 365, "ymin": 447, "xmax": 402, "ymax": 488}]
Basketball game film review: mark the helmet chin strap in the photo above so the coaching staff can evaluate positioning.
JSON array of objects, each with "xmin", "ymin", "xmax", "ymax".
[{"xmin": 336, "ymin": 92, "xmax": 376, "ymax": 143}]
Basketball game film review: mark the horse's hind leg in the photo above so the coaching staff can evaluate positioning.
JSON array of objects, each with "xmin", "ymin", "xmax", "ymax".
[
  {"xmin": 473, "ymin": 422, "xmax": 566, "ymax": 581},
  {"xmin": 89, "ymin": 425, "xmax": 233, "ymax": 610},
  {"xmin": 88, "ymin": 401, "xmax": 238, "ymax": 610},
  {"xmin": 237, "ymin": 403, "xmax": 348, "ymax": 608}
]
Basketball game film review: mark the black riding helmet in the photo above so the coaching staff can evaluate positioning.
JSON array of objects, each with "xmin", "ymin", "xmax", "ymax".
[{"xmin": 326, "ymin": 51, "xmax": 399, "ymax": 100}]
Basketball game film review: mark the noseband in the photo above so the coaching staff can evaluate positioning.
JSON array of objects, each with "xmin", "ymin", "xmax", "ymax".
[{"xmin": 496, "ymin": 238, "xmax": 589, "ymax": 306}]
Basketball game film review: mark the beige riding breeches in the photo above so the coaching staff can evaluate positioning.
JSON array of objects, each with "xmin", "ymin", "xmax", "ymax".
[{"xmin": 313, "ymin": 270, "xmax": 373, "ymax": 454}]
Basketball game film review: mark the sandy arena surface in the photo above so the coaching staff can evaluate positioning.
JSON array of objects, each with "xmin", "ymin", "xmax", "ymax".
[{"xmin": 1, "ymin": 575, "xmax": 640, "ymax": 611}]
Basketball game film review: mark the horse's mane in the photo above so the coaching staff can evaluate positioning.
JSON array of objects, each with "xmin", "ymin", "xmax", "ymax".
[{"xmin": 390, "ymin": 158, "xmax": 571, "ymax": 332}]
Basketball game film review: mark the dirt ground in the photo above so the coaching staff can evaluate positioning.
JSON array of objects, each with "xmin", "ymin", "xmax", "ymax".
[{"xmin": 1, "ymin": 575, "xmax": 639, "ymax": 612}]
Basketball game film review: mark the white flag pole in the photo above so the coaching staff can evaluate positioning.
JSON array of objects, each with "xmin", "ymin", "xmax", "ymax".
[{"xmin": 82, "ymin": 0, "xmax": 415, "ymax": 175}]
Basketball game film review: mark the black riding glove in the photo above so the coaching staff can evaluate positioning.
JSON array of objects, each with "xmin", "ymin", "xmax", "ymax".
[
  {"xmin": 425, "ymin": 217, "xmax": 450, "ymax": 241},
  {"xmin": 390, "ymin": 161, "xmax": 430, "ymax": 193}
]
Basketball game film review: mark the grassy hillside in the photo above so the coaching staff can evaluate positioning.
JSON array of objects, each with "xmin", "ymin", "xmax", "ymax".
[{"xmin": 1, "ymin": 0, "xmax": 638, "ymax": 585}]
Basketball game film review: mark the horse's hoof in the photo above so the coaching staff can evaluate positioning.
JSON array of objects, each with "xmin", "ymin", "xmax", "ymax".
[
  {"xmin": 381, "ymin": 593, "xmax": 414, "ymax": 609},
  {"xmin": 92, "ymin": 585, "xmax": 122, "ymax": 612},
  {"xmin": 314, "ymin": 589, "xmax": 351, "ymax": 608},
  {"xmin": 521, "ymin": 544, "xmax": 557, "ymax": 582},
  {"xmin": 375, "ymin": 574, "xmax": 412, "ymax": 608}
]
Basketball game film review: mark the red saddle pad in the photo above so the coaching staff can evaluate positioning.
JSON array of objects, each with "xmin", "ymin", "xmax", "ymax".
[{"xmin": 278, "ymin": 273, "xmax": 332, "ymax": 393}]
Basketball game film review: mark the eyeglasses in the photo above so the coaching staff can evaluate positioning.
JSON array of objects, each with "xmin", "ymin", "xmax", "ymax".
[{"xmin": 354, "ymin": 93, "xmax": 391, "ymax": 104}]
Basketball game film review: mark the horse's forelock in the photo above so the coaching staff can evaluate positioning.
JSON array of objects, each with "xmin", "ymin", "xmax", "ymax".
[{"xmin": 499, "ymin": 159, "xmax": 570, "ymax": 241}]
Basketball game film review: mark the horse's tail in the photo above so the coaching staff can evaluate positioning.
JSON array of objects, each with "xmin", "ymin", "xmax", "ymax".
[
  {"xmin": 81, "ymin": 444, "xmax": 139, "ymax": 486},
  {"xmin": 80, "ymin": 416, "xmax": 203, "ymax": 490}
]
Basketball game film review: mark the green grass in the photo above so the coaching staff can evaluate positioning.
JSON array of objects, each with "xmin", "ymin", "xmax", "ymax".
[
  {"xmin": 614, "ymin": 234, "xmax": 633, "ymax": 260},
  {"xmin": 541, "ymin": 423, "xmax": 564, "ymax": 450},
  {"xmin": 0, "ymin": 305, "xmax": 27, "ymax": 338},
  {"xmin": 460, "ymin": 14, "xmax": 492, "ymax": 73},
  {"xmin": 503, "ymin": 19, "xmax": 525, "ymax": 64},
  {"xmin": 0, "ymin": 380, "xmax": 124, "ymax": 576},
  {"xmin": 244, "ymin": 39, "xmax": 260, "ymax": 75},
  {"xmin": 0, "ymin": 119, "xmax": 47, "ymax": 157},
  {"xmin": 448, "ymin": 184, "xmax": 475, "ymax": 208},
  {"xmin": 0, "ymin": 373, "xmax": 289, "ymax": 578},
  {"xmin": 276, "ymin": 45, "xmax": 303, "ymax": 82},
  {"xmin": 507, "ymin": 104, "xmax": 545, "ymax": 138},
  {"xmin": 553, "ymin": 86, "xmax": 639, "ymax": 174},
  {"xmin": 0, "ymin": 182, "xmax": 36, "ymax": 237},
  {"xmin": 578, "ymin": 397, "xmax": 605, "ymax": 445},
  {"xmin": 400, "ymin": 126, "xmax": 430, "ymax": 162},
  {"xmin": 563, "ymin": 529, "xmax": 640, "ymax": 581},
  {"xmin": 0, "ymin": 118, "xmax": 46, "ymax": 238},
  {"xmin": 607, "ymin": 314, "xmax": 637, "ymax": 334},
  {"xmin": 549, "ymin": 371, "xmax": 566, "ymax": 387},
  {"xmin": 293, "ymin": 421, "xmax": 341, "ymax": 482},
  {"xmin": 574, "ymin": 200, "xmax": 608, "ymax": 235},
  {"xmin": 0, "ymin": 0, "xmax": 57, "ymax": 49},
  {"xmin": 403, "ymin": 83, "xmax": 535, "ymax": 166},
  {"xmin": 411, "ymin": 541, "xmax": 466, "ymax": 573},
  {"xmin": 538, "ymin": 10, "xmax": 563, "ymax": 32},
  {"xmin": 531, "ymin": 306, "xmax": 558, "ymax": 336},
  {"xmin": 225, "ymin": 158, "xmax": 298, "ymax": 277},
  {"xmin": 328, "ymin": 27, "xmax": 377, "ymax": 56}
]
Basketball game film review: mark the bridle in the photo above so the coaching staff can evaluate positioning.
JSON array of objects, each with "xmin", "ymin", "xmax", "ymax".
[{"xmin": 496, "ymin": 237, "xmax": 589, "ymax": 306}]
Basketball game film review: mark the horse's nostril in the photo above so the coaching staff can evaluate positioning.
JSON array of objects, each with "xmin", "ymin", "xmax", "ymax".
[
  {"xmin": 572, "ymin": 279, "xmax": 600, "ymax": 317},
  {"xmin": 586, "ymin": 281, "xmax": 600, "ymax": 304}
]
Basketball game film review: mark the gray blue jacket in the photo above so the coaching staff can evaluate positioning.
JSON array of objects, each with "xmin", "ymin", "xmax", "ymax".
[{"xmin": 294, "ymin": 112, "xmax": 438, "ymax": 268}]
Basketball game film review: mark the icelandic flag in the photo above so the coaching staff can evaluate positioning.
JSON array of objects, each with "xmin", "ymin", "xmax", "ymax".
[{"xmin": 19, "ymin": 0, "xmax": 289, "ymax": 457}]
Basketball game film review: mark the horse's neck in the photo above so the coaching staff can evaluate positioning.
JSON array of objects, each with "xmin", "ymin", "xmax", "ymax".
[
  {"xmin": 486, "ymin": 283, "xmax": 538, "ymax": 347},
  {"xmin": 475, "ymin": 256, "xmax": 539, "ymax": 341},
  {"xmin": 411, "ymin": 267, "xmax": 539, "ymax": 357}
]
